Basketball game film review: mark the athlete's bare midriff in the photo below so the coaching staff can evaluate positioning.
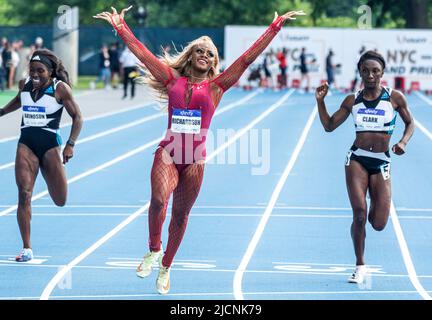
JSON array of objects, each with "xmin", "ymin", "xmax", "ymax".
[{"xmin": 354, "ymin": 132, "xmax": 391, "ymax": 152}]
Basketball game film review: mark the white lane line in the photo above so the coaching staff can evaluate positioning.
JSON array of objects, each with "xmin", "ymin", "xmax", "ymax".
[
  {"xmin": 2, "ymin": 204, "xmax": 431, "ymax": 212},
  {"xmin": 415, "ymin": 119, "xmax": 432, "ymax": 140},
  {"xmin": 39, "ymin": 204, "xmax": 150, "ymax": 300},
  {"xmin": 0, "ymin": 162, "xmax": 13, "ymax": 170},
  {"xmin": 3, "ymin": 261, "xmax": 432, "ymax": 279},
  {"xmin": 1, "ymin": 91, "xmax": 262, "ymax": 216},
  {"xmin": 206, "ymin": 90, "xmax": 294, "ymax": 163},
  {"xmin": 233, "ymin": 105, "xmax": 318, "ymax": 300},
  {"xmin": 414, "ymin": 91, "xmax": 432, "ymax": 107},
  {"xmin": 39, "ymin": 90, "xmax": 293, "ymax": 300},
  {"xmin": 0, "ymin": 91, "xmax": 260, "ymax": 170},
  {"xmin": 7, "ymin": 289, "xmax": 432, "ymax": 300},
  {"xmin": 0, "ymin": 113, "xmax": 163, "ymax": 171},
  {"xmin": 409, "ymin": 92, "xmax": 432, "ymax": 140},
  {"xmin": 0, "ymin": 101, "xmax": 158, "ymax": 144},
  {"xmin": 4, "ymin": 212, "xmax": 432, "ymax": 220},
  {"xmin": 390, "ymin": 201, "xmax": 432, "ymax": 300},
  {"xmin": 0, "ymin": 136, "xmax": 163, "ymax": 217},
  {"xmin": 0, "ymin": 212, "xmax": 353, "ymax": 218}
]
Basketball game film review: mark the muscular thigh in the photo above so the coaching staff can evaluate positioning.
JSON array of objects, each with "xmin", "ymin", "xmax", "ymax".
[
  {"xmin": 150, "ymin": 148, "xmax": 179, "ymax": 200},
  {"xmin": 15, "ymin": 143, "xmax": 39, "ymax": 189},
  {"xmin": 345, "ymin": 159, "xmax": 369, "ymax": 211},
  {"xmin": 368, "ymin": 172, "xmax": 391, "ymax": 212},
  {"xmin": 173, "ymin": 162, "xmax": 205, "ymax": 210},
  {"xmin": 40, "ymin": 147, "xmax": 67, "ymax": 191}
]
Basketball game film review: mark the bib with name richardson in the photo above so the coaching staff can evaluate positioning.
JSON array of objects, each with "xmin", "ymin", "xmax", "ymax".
[
  {"xmin": 171, "ymin": 108, "xmax": 202, "ymax": 134},
  {"xmin": 22, "ymin": 105, "xmax": 47, "ymax": 127}
]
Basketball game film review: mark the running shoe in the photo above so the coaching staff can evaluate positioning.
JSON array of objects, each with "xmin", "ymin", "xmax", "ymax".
[
  {"xmin": 136, "ymin": 249, "xmax": 163, "ymax": 278},
  {"xmin": 348, "ymin": 265, "xmax": 367, "ymax": 284},
  {"xmin": 156, "ymin": 255, "xmax": 171, "ymax": 295},
  {"xmin": 15, "ymin": 248, "xmax": 33, "ymax": 262}
]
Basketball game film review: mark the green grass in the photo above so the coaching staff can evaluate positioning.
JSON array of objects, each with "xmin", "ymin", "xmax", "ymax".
[
  {"xmin": 74, "ymin": 76, "xmax": 105, "ymax": 90},
  {"xmin": 0, "ymin": 77, "xmax": 109, "ymax": 103},
  {"xmin": 0, "ymin": 91, "xmax": 16, "ymax": 106}
]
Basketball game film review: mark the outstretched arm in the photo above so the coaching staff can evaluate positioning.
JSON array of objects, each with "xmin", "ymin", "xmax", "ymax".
[
  {"xmin": 212, "ymin": 11, "xmax": 305, "ymax": 92},
  {"xmin": 0, "ymin": 79, "xmax": 25, "ymax": 117},
  {"xmin": 316, "ymin": 82, "xmax": 352, "ymax": 132},
  {"xmin": 94, "ymin": 7, "xmax": 175, "ymax": 86}
]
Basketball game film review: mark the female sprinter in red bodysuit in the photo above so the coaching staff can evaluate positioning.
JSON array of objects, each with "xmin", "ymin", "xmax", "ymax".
[{"xmin": 94, "ymin": 6, "xmax": 305, "ymax": 294}]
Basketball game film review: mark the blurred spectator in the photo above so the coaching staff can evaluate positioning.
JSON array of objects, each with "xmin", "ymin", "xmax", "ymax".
[
  {"xmin": 109, "ymin": 42, "xmax": 121, "ymax": 89},
  {"xmin": 119, "ymin": 46, "xmax": 139, "ymax": 99},
  {"xmin": 276, "ymin": 47, "xmax": 288, "ymax": 89},
  {"xmin": 299, "ymin": 47, "xmax": 310, "ymax": 92},
  {"xmin": 0, "ymin": 51, "xmax": 4, "ymax": 91},
  {"xmin": 1, "ymin": 40, "xmax": 15, "ymax": 89},
  {"xmin": 0, "ymin": 38, "xmax": 5, "ymax": 91},
  {"xmin": 9, "ymin": 41, "xmax": 21, "ymax": 88},
  {"xmin": 97, "ymin": 45, "xmax": 111, "ymax": 89},
  {"xmin": 351, "ymin": 46, "xmax": 366, "ymax": 92},
  {"xmin": 261, "ymin": 52, "xmax": 274, "ymax": 89},
  {"xmin": 326, "ymin": 49, "xmax": 342, "ymax": 90},
  {"xmin": 326, "ymin": 49, "xmax": 335, "ymax": 88},
  {"xmin": 27, "ymin": 44, "xmax": 36, "ymax": 61},
  {"xmin": 34, "ymin": 36, "xmax": 44, "ymax": 50}
]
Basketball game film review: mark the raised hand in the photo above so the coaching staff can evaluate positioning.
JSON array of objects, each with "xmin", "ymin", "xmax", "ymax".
[
  {"xmin": 93, "ymin": 6, "xmax": 133, "ymax": 28},
  {"xmin": 273, "ymin": 10, "xmax": 306, "ymax": 22},
  {"xmin": 316, "ymin": 82, "xmax": 329, "ymax": 101}
]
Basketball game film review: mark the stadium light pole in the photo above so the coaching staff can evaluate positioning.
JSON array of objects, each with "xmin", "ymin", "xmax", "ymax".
[{"xmin": 133, "ymin": 3, "xmax": 148, "ymax": 46}]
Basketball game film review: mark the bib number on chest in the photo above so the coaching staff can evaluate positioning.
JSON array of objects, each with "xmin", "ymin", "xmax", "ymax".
[
  {"xmin": 171, "ymin": 108, "xmax": 202, "ymax": 134},
  {"xmin": 23, "ymin": 106, "xmax": 47, "ymax": 127},
  {"xmin": 356, "ymin": 108, "xmax": 385, "ymax": 130}
]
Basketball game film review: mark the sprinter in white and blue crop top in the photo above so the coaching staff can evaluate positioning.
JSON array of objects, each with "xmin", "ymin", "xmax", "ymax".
[
  {"xmin": 0, "ymin": 49, "xmax": 83, "ymax": 262},
  {"xmin": 315, "ymin": 50, "xmax": 414, "ymax": 284}
]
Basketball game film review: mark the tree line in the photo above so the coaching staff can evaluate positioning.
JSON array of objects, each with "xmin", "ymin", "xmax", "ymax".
[{"xmin": 0, "ymin": 0, "xmax": 430, "ymax": 28}]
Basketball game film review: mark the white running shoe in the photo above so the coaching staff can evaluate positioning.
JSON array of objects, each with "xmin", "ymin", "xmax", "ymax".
[
  {"xmin": 15, "ymin": 248, "xmax": 33, "ymax": 262},
  {"xmin": 156, "ymin": 256, "xmax": 171, "ymax": 295},
  {"xmin": 348, "ymin": 265, "xmax": 367, "ymax": 284},
  {"xmin": 136, "ymin": 249, "xmax": 163, "ymax": 278}
]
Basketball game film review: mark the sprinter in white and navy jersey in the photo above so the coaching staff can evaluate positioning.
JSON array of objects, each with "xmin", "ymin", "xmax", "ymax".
[
  {"xmin": 0, "ymin": 49, "xmax": 83, "ymax": 262},
  {"xmin": 315, "ymin": 51, "xmax": 414, "ymax": 284}
]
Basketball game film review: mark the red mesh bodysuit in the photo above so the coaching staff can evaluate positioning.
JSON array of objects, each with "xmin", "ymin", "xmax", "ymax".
[{"xmin": 113, "ymin": 15, "xmax": 287, "ymax": 268}]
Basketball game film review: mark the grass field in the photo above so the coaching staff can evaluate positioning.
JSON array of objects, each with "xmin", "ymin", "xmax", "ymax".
[
  {"xmin": 0, "ymin": 76, "xmax": 114, "ymax": 106},
  {"xmin": 0, "ymin": 91, "xmax": 16, "ymax": 106}
]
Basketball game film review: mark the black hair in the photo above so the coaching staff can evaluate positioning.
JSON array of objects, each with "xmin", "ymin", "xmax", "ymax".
[
  {"xmin": 30, "ymin": 49, "xmax": 71, "ymax": 87},
  {"xmin": 357, "ymin": 50, "xmax": 386, "ymax": 72}
]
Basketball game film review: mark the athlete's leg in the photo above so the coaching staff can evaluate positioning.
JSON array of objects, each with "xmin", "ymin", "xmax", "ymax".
[
  {"xmin": 131, "ymin": 71, "xmax": 136, "ymax": 98},
  {"xmin": 40, "ymin": 147, "xmax": 67, "ymax": 207},
  {"xmin": 148, "ymin": 147, "xmax": 179, "ymax": 252},
  {"xmin": 162, "ymin": 162, "xmax": 205, "ymax": 267},
  {"xmin": 368, "ymin": 172, "xmax": 391, "ymax": 231},
  {"xmin": 345, "ymin": 160, "xmax": 369, "ymax": 266},
  {"xmin": 15, "ymin": 144, "xmax": 40, "ymax": 249},
  {"xmin": 122, "ymin": 67, "xmax": 129, "ymax": 98}
]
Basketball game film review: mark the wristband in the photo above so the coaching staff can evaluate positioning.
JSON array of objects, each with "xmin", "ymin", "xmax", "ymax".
[{"xmin": 66, "ymin": 139, "xmax": 75, "ymax": 147}]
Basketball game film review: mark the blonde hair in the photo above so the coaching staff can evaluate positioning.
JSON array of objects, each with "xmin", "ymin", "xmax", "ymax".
[{"xmin": 136, "ymin": 36, "xmax": 220, "ymax": 111}]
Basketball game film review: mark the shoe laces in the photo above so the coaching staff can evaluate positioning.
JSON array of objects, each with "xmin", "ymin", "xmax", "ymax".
[
  {"xmin": 158, "ymin": 265, "xmax": 170, "ymax": 282},
  {"xmin": 141, "ymin": 250, "xmax": 160, "ymax": 265}
]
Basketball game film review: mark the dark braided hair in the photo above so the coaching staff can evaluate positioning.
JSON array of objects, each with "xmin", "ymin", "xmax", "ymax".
[
  {"xmin": 357, "ymin": 50, "xmax": 386, "ymax": 72},
  {"xmin": 31, "ymin": 49, "xmax": 71, "ymax": 87}
]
